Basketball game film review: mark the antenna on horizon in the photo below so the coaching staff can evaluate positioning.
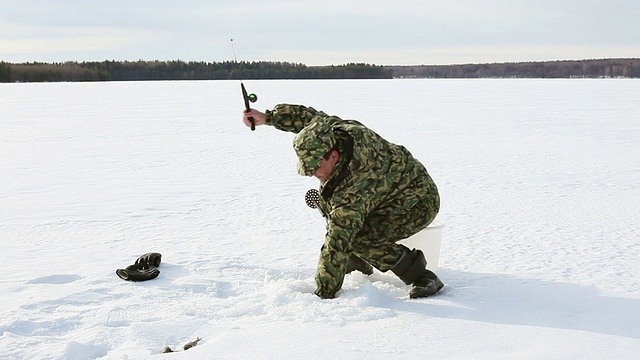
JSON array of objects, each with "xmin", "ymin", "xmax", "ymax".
[
  {"xmin": 229, "ymin": 31, "xmax": 258, "ymax": 131},
  {"xmin": 229, "ymin": 30, "xmax": 239, "ymax": 63}
]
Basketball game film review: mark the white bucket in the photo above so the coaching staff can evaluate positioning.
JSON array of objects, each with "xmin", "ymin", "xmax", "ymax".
[{"xmin": 397, "ymin": 222, "xmax": 444, "ymax": 271}]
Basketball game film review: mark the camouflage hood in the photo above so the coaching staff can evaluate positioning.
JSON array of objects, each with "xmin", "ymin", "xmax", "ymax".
[{"xmin": 292, "ymin": 120, "xmax": 336, "ymax": 176}]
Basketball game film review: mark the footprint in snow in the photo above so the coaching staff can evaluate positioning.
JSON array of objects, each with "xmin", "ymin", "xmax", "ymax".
[{"xmin": 26, "ymin": 274, "xmax": 82, "ymax": 285}]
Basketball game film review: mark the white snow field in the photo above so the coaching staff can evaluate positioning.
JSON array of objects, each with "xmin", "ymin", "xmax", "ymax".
[{"xmin": 1, "ymin": 79, "xmax": 639, "ymax": 359}]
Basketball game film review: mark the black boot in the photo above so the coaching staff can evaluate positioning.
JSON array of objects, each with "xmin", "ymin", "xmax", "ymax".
[
  {"xmin": 409, "ymin": 268, "xmax": 444, "ymax": 299},
  {"xmin": 390, "ymin": 247, "xmax": 444, "ymax": 299}
]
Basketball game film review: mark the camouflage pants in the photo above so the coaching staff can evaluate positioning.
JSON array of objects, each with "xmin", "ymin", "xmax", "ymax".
[
  {"xmin": 351, "ymin": 193, "xmax": 440, "ymax": 272},
  {"xmin": 314, "ymin": 180, "xmax": 440, "ymax": 298}
]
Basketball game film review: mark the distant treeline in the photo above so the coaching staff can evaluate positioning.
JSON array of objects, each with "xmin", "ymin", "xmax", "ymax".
[
  {"xmin": 0, "ymin": 60, "xmax": 392, "ymax": 82},
  {"xmin": 388, "ymin": 58, "xmax": 640, "ymax": 78},
  {"xmin": 1, "ymin": 58, "xmax": 640, "ymax": 82}
]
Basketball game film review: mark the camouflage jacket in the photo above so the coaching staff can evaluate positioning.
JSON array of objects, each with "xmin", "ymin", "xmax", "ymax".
[{"xmin": 266, "ymin": 104, "xmax": 437, "ymax": 298}]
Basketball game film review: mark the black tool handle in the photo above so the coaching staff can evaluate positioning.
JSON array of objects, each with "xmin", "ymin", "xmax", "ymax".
[{"xmin": 241, "ymin": 83, "xmax": 255, "ymax": 131}]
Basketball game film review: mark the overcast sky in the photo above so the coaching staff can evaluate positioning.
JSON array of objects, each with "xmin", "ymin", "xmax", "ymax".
[{"xmin": 1, "ymin": 0, "xmax": 639, "ymax": 65}]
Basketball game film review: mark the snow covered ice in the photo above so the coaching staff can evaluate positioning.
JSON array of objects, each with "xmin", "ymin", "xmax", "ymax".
[{"xmin": 1, "ymin": 79, "xmax": 639, "ymax": 359}]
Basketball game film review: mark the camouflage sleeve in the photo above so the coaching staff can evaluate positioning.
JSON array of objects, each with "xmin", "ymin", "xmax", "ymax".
[
  {"xmin": 314, "ymin": 196, "xmax": 374, "ymax": 299},
  {"xmin": 265, "ymin": 104, "xmax": 322, "ymax": 134}
]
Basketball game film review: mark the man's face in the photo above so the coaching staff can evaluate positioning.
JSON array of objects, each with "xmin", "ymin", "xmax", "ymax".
[{"xmin": 312, "ymin": 150, "xmax": 339, "ymax": 184}]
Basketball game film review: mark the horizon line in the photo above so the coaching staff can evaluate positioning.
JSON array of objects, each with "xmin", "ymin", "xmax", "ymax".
[{"xmin": 3, "ymin": 57, "xmax": 640, "ymax": 68}]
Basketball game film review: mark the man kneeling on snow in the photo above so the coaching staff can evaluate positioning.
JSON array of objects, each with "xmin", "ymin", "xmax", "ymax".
[{"xmin": 243, "ymin": 104, "xmax": 443, "ymax": 299}]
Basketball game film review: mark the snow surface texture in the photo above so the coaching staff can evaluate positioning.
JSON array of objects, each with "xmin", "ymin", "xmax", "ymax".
[{"xmin": 1, "ymin": 79, "xmax": 639, "ymax": 359}]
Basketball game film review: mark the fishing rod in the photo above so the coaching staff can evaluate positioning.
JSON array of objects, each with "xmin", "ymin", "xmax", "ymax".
[{"xmin": 229, "ymin": 34, "xmax": 258, "ymax": 131}]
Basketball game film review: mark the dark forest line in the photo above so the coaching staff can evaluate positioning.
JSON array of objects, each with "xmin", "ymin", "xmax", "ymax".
[
  {"xmin": 0, "ymin": 61, "xmax": 391, "ymax": 82},
  {"xmin": 1, "ymin": 58, "xmax": 639, "ymax": 82},
  {"xmin": 388, "ymin": 58, "xmax": 640, "ymax": 78}
]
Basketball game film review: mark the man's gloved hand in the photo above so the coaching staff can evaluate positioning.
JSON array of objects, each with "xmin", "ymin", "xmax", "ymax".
[
  {"xmin": 134, "ymin": 252, "xmax": 162, "ymax": 269},
  {"xmin": 346, "ymin": 254, "xmax": 373, "ymax": 275}
]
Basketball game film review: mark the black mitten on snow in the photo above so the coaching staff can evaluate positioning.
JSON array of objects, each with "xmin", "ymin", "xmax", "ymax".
[
  {"xmin": 116, "ymin": 252, "xmax": 162, "ymax": 281},
  {"xmin": 116, "ymin": 265, "xmax": 160, "ymax": 281},
  {"xmin": 134, "ymin": 252, "xmax": 162, "ymax": 269}
]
